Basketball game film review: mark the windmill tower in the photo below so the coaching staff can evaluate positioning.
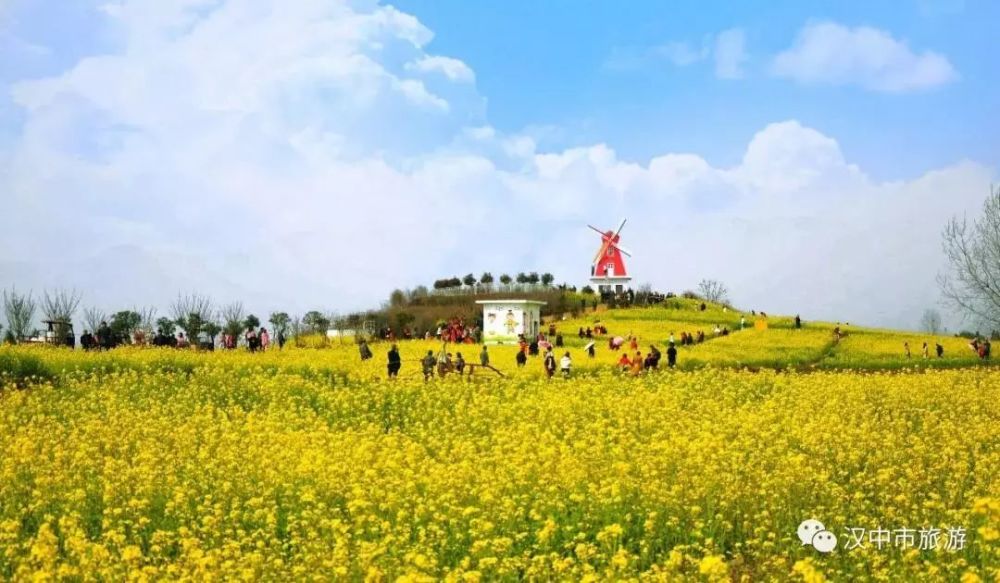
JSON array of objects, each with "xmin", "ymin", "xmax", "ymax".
[{"xmin": 588, "ymin": 218, "xmax": 632, "ymax": 294}]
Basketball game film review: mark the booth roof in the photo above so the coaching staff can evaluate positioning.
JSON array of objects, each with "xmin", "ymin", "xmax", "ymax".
[{"xmin": 474, "ymin": 300, "xmax": 547, "ymax": 306}]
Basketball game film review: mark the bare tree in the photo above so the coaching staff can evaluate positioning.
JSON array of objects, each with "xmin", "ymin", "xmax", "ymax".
[
  {"xmin": 82, "ymin": 307, "xmax": 107, "ymax": 335},
  {"xmin": 939, "ymin": 186, "xmax": 1000, "ymax": 329},
  {"xmin": 137, "ymin": 306, "xmax": 158, "ymax": 337},
  {"xmin": 920, "ymin": 309, "xmax": 943, "ymax": 334},
  {"xmin": 697, "ymin": 279, "xmax": 729, "ymax": 304},
  {"xmin": 171, "ymin": 293, "xmax": 214, "ymax": 339},
  {"xmin": 41, "ymin": 289, "xmax": 81, "ymax": 324},
  {"xmin": 2, "ymin": 287, "xmax": 36, "ymax": 342},
  {"xmin": 220, "ymin": 301, "xmax": 246, "ymax": 343},
  {"xmin": 41, "ymin": 289, "xmax": 81, "ymax": 343}
]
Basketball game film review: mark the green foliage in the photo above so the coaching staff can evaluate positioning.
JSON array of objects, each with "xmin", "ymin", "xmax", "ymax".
[
  {"xmin": 303, "ymin": 311, "xmax": 330, "ymax": 334},
  {"xmin": 110, "ymin": 310, "xmax": 142, "ymax": 344},
  {"xmin": 203, "ymin": 321, "xmax": 222, "ymax": 342},
  {"xmin": 156, "ymin": 317, "xmax": 177, "ymax": 336},
  {"xmin": 269, "ymin": 312, "xmax": 291, "ymax": 337},
  {"xmin": 244, "ymin": 314, "xmax": 261, "ymax": 331}
]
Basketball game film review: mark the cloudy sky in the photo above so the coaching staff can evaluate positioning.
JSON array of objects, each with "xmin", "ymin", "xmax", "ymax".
[{"xmin": 1, "ymin": 0, "xmax": 997, "ymax": 330}]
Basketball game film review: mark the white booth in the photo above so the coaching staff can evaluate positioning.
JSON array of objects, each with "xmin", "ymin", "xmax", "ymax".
[{"xmin": 476, "ymin": 300, "xmax": 546, "ymax": 345}]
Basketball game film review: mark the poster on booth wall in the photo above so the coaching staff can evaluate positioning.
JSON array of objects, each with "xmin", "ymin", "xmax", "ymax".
[{"xmin": 483, "ymin": 305, "xmax": 525, "ymax": 344}]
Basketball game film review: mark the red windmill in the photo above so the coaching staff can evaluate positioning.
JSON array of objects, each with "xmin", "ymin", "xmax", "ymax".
[{"xmin": 588, "ymin": 218, "xmax": 633, "ymax": 294}]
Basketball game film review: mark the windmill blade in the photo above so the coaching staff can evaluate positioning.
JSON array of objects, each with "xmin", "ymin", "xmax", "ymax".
[
  {"xmin": 587, "ymin": 224, "xmax": 606, "ymax": 236},
  {"xmin": 612, "ymin": 244, "xmax": 633, "ymax": 257},
  {"xmin": 613, "ymin": 218, "xmax": 627, "ymax": 239},
  {"xmin": 593, "ymin": 240, "xmax": 611, "ymax": 263}
]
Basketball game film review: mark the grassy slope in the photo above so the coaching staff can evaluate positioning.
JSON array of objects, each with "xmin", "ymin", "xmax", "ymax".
[{"xmin": 0, "ymin": 299, "xmax": 994, "ymax": 384}]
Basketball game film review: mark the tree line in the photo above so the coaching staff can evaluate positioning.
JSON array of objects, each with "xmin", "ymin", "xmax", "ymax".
[{"xmin": 428, "ymin": 272, "xmax": 558, "ymax": 293}]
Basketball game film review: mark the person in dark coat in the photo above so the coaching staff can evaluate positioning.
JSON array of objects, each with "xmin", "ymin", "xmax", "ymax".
[
  {"xmin": 543, "ymin": 349, "xmax": 556, "ymax": 378},
  {"xmin": 516, "ymin": 349, "xmax": 527, "ymax": 367},
  {"xmin": 667, "ymin": 342, "xmax": 677, "ymax": 368},
  {"xmin": 359, "ymin": 339, "xmax": 373, "ymax": 361},
  {"xmin": 455, "ymin": 352, "xmax": 466, "ymax": 374},
  {"xmin": 387, "ymin": 344, "xmax": 401, "ymax": 378},
  {"xmin": 480, "ymin": 346, "xmax": 489, "ymax": 366},
  {"xmin": 97, "ymin": 321, "xmax": 112, "ymax": 350},
  {"xmin": 421, "ymin": 350, "xmax": 436, "ymax": 380}
]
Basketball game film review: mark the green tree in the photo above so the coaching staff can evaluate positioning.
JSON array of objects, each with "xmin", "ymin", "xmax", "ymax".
[
  {"xmin": 389, "ymin": 289, "xmax": 407, "ymax": 307},
  {"xmin": 303, "ymin": 310, "xmax": 330, "ymax": 333},
  {"xmin": 499, "ymin": 274, "xmax": 512, "ymax": 288},
  {"xmin": 110, "ymin": 310, "xmax": 142, "ymax": 344},
  {"xmin": 480, "ymin": 272, "xmax": 494, "ymax": 289},
  {"xmin": 528, "ymin": 272, "xmax": 540, "ymax": 285},
  {"xmin": 244, "ymin": 314, "xmax": 261, "ymax": 331},
  {"xmin": 463, "ymin": 273, "xmax": 476, "ymax": 289},
  {"xmin": 541, "ymin": 273, "xmax": 554, "ymax": 286},
  {"xmin": 202, "ymin": 321, "xmax": 222, "ymax": 346},
  {"xmin": 269, "ymin": 312, "xmax": 291, "ymax": 339},
  {"xmin": 156, "ymin": 317, "xmax": 177, "ymax": 336}
]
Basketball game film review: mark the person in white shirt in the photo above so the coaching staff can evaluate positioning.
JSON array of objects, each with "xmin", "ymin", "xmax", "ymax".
[{"xmin": 560, "ymin": 352, "xmax": 572, "ymax": 377}]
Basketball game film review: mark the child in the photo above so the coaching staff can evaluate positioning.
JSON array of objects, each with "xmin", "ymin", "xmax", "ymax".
[{"xmin": 560, "ymin": 352, "xmax": 572, "ymax": 377}]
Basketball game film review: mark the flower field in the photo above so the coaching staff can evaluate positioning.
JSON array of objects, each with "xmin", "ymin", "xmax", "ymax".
[{"xmin": 1, "ymin": 304, "xmax": 999, "ymax": 581}]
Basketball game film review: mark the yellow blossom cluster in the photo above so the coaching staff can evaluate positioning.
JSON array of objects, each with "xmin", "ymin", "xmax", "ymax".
[{"xmin": 1, "ymin": 351, "xmax": 998, "ymax": 580}]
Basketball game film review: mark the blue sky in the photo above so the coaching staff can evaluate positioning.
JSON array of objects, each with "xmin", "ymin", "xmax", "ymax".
[
  {"xmin": 1, "ymin": 0, "xmax": 998, "ymax": 330},
  {"xmin": 392, "ymin": 0, "xmax": 998, "ymax": 178}
]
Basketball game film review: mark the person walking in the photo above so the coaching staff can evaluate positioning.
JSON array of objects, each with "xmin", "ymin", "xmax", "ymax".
[
  {"xmin": 935, "ymin": 343, "xmax": 944, "ymax": 358},
  {"xmin": 259, "ymin": 327, "xmax": 270, "ymax": 351},
  {"xmin": 359, "ymin": 339, "xmax": 373, "ymax": 361},
  {"xmin": 667, "ymin": 342, "xmax": 677, "ymax": 368},
  {"xmin": 455, "ymin": 352, "xmax": 466, "ymax": 374},
  {"xmin": 904, "ymin": 342, "xmax": 911, "ymax": 358},
  {"xmin": 630, "ymin": 351, "xmax": 644, "ymax": 376},
  {"xmin": 587, "ymin": 343, "xmax": 595, "ymax": 358},
  {"xmin": 922, "ymin": 342, "xmax": 929, "ymax": 359},
  {"xmin": 421, "ymin": 350, "xmax": 436, "ymax": 381},
  {"xmin": 387, "ymin": 344, "xmax": 401, "ymax": 378},
  {"xmin": 544, "ymin": 349, "xmax": 556, "ymax": 379},
  {"xmin": 617, "ymin": 352, "xmax": 631, "ymax": 371},
  {"xmin": 480, "ymin": 345, "xmax": 489, "ymax": 367},
  {"xmin": 97, "ymin": 321, "xmax": 112, "ymax": 350},
  {"xmin": 516, "ymin": 349, "xmax": 527, "ymax": 367},
  {"xmin": 560, "ymin": 352, "xmax": 572, "ymax": 377},
  {"xmin": 794, "ymin": 315, "xmax": 802, "ymax": 329},
  {"xmin": 245, "ymin": 326, "xmax": 258, "ymax": 352}
]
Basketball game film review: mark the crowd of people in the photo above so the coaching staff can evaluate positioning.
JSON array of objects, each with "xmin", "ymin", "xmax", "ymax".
[
  {"xmin": 379, "ymin": 318, "xmax": 482, "ymax": 343},
  {"xmin": 78, "ymin": 321, "xmax": 286, "ymax": 352}
]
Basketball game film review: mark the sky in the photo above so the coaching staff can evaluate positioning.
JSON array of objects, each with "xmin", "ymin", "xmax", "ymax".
[{"xmin": 1, "ymin": 0, "xmax": 998, "ymax": 331}]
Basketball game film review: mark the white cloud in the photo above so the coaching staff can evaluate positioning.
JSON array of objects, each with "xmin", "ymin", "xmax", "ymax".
[
  {"xmin": 607, "ymin": 29, "xmax": 745, "ymax": 80},
  {"xmin": 771, "ymin": 21, "xmax": 957, "ymax": 92},
  {"xmin": 713, "ymin": 28, "xmax": 746, "ymax": 79},
  {"xmin": 406, "ymin": 55, "xmax": 475, "ymax": 83},
  {"xmin": 652, "ymin": 41, "xmax": 709, "ymax": 67},
  {"xmin": 0, "ymin": 1, "xmax": 993, "ymax": 331}
]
